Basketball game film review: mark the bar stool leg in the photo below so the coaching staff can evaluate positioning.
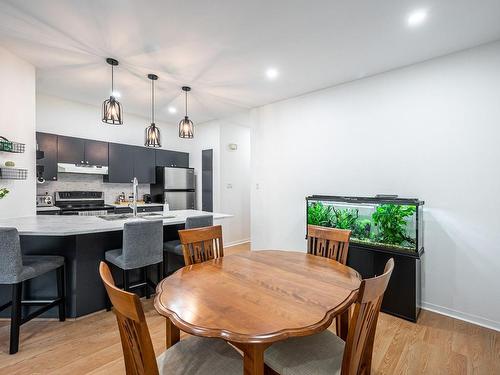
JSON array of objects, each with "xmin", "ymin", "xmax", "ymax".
[
  {"xmin": 56, "ymin": 265, "xmax": 66, "ymax": 321},
  {"xmin": 144, "ymin": 267, "xmax": 151, "ymax": 299},
  {"xmin": 123, "ymin": 269, "xmax": 129, "ymax": 292},
  {"xmin": 157, "ymin": 262, "xmax": 163, "ymax": 286},
  {"xmin": 9, "ymin": 282, "xmax": 22, "ymax": 355}
]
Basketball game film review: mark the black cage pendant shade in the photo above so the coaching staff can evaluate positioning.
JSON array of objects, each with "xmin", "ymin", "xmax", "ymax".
[
  {"xmin": 145, "ymin": 74, "xmax": 161, "ymax": 148},
  {"xmin": 179, "ymin": 86, "xmax": 194, "ymax": 139},
  {"xmin": 102, "ymin": 58, "xmax": 123, "ymax": 125}
]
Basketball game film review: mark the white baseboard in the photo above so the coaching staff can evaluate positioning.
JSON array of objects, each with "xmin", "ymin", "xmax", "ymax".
[
  {"xmin": 225, "ymin": 239, "xmax": 251, "ymax": 247},
  {"xmin": 421, "ymin": 301, "xmax": 500, "ymax": 332}
]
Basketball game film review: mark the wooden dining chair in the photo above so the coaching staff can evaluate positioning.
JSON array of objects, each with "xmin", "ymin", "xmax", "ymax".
[
  {"xmin": 307, "ymin": 224, "xmax": 352, "ymax": 338},
  {"xmin": 307, "ymin": 224, "xmax": 351, "ymax": 265},
  {"xmin": 178, "ymin": 225, "xmax": 224, "ymax": 266},
  {"xmin": 264, "ymin": 258, "xmax": 394, "ymax": 375},
  {"xmin": 99, "ymin": 262, "xmax": 242, "ymax": 375}
]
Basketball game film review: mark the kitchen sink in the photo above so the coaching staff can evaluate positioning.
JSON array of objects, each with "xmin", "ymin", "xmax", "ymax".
[{"xmin": 140, "ymin": 213, "xmax": 177, "ymax": 220}]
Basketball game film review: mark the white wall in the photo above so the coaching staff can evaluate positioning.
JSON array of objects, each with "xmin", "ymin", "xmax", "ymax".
[
  {"xmin": 250, "ymin": 41, "xmax": 500, "ymax": 330},
  {"xmin": 190, "ymin": 115, "xmax": 251, "ymax": 246},
  {"xmin": 220, "ymin": 121, "xmax": 251, "ymax": 245},
  {"xmin": 0, "ymin": 46, "xmax": 36, "ymax": 218}
]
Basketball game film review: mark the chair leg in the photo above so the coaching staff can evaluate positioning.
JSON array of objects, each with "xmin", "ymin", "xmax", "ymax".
[
  {"xmin": 144, "ymin": 267, "xmax": 150, "ymax": 299},
  {"xmin": 56, "ymin": 265, "xmax": 66, "ymax": 321},
  {"xmin": 9, "ymin": 282, "xmax": 22, "ymax": 355}
]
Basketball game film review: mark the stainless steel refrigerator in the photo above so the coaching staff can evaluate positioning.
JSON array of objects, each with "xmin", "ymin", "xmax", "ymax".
[{"xmin": 151, "ymin": 167, "xmax": 196, "ymax": 210}]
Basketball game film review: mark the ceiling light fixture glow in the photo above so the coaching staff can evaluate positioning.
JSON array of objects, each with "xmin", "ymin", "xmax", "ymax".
[
  {"xmin": 168, "ymin": 106, "xmax": 177, "ymax": 114},
  {"xmin": 407, "ymin": 9, "xmax": 428, "ymax": 27},
  {"xmin": 266, "ymin": 68, "xmax": 279, "ymax": 80}
]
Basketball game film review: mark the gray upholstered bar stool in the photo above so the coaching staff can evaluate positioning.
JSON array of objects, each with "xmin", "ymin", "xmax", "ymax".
[
  {"xmin": 0, "ymin": 228, "xmax": 66, "ymax": 354},
  {"xmin": 163, "ymin": 215, "xmax": 213, "ymax": 275},
  {"xmin": 105, "ymin": 220, "xmax": 163, "ymax": 303}
]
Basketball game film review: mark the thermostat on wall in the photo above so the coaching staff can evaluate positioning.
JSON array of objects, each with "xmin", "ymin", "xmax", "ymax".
[{"xmin": 228, "ymin": 143, "xmax": 238, "ymax": 151}]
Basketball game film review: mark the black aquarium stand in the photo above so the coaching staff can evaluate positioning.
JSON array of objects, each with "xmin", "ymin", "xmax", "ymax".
[{"xmin": 347, "ymin": 243, "xmax": 422, "ymax": 322}]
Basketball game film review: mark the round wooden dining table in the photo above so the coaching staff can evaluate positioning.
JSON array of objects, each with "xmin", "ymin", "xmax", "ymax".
[{"xmin": 154, "ymin": 250, "xmax": 361, "ymax": 375}]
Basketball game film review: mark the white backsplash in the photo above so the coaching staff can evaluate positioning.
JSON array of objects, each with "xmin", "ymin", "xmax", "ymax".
[{"xmin": 36, "ymin": 173, "xmax": 151, "ymax": 204}]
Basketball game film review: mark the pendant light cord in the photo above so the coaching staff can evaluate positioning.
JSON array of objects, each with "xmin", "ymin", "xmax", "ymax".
[
  {"xmin": 185, "ymin": 90, "xmax": 188, "ymax": 117},
  {"xmin": 111, "ymin": 65, "xmax": 114, "ymax": 95},
  {"xmin": 151, "ymin": 78, "xmax": 155, "ymax": 124}
]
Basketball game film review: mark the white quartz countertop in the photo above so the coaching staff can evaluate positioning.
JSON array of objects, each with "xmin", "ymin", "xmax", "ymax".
[{"xmin": 0, "ymin": 210, "xmax": 232, "ymax": 236}]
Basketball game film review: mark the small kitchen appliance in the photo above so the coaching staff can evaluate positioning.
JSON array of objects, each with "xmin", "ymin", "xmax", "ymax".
[{"xmin": 36, "ymin": 193, "xmax": 53, "ymax": 207}]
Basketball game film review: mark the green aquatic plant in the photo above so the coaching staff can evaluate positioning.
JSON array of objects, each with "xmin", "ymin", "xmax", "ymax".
[
  {"xmin": 353, "ymin": 218, "xmax": 372, "ymax": 240},
  {"xmin": 0, "ymin": 188, "xmax": 9, "ymax": 199},
  {"xmin": 307, "ymin": 202, "xmax": 333, "ymax": 227},
  {"xmin": 331, "ymin": 207, "xmax": 358, "ymax": 230},
  {"xmin": 372, "ymin": 204, "xmax": 416, "ymax": 246}
]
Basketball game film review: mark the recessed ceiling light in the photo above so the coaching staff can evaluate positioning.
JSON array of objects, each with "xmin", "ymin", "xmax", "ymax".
[
  {"xmin": 266, "ymin": 68, "xmax": 279, "ymax": 80},
  {"xmin": 168, "ymin": 106, "xmax": 177, "ymax": 114},
  {"xmin": 111, "ymin": 91, "xmax": 121, "ymax": 98},
  {"xmin": 407, "ymin": 9, "xmax": 428, "ymax": 27}
]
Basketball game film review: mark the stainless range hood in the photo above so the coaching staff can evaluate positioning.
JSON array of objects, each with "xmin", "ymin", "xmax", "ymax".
[{"xmin": 57, "ymin": 163, "xmax": 109, "ymax": 175}]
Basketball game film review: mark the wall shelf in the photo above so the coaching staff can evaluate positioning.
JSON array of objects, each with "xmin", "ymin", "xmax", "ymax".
[
  {"xmin": 0, "ymin": 167, "xmax": 28, "ymax": 180},
  {"xmin": 0, "ymin": 137, "xmax": 25, "ymax": 153}
]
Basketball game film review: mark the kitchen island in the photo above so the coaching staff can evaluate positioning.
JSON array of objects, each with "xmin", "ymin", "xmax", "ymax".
[{"xmin": 0, "ymin": 210, "xmax": 231, "ymax": 318}]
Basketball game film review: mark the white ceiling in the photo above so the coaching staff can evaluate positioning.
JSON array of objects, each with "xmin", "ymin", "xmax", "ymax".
[{"xmin": 1, "ymin": 0, "xmax": 500, "ymax": 124}]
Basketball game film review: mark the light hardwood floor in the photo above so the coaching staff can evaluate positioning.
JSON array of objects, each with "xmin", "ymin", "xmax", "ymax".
[{"xmin": 0, "ymin": 242, "xmax": 498, "ymax": 374}]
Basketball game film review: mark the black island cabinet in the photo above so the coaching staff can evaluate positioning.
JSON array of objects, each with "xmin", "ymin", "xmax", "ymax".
[{"xmin": 306, "ymin": 195, "xmax": 424, "ymax": 322}]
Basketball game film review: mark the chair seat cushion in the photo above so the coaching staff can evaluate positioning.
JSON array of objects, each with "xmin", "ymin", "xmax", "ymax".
[
  {"xmin": 105, "ymin": 249, "xmax": 126, "ymax": 269},
  {"xmin": 163, "ymin": 240, "xmax": 183, "ymax": 256},
  {"xmin": 157, "ymin": 336, "xmax": 242, "ymax": 375},
  {"xmin": 16, "ymin": 255, "xmax": 64, "ymax": 283},
  {"xmin": 264, "ymin": 330, "xmax": 345, "ymax": 375}
]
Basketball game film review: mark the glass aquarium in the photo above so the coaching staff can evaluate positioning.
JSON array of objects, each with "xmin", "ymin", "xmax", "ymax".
[{"xmin": 306, "ymin": 195, "xmax": 424, "ymax": 255}]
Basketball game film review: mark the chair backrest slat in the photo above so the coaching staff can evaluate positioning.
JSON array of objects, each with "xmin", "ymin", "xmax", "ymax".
[
  {"xmin": 341, "ymin": 259, "xmax": 394, "ymax": 375},
  {"xmin": 178, "ymin": 225, "xmax": 224, "ymax": 266},
  {"xmin": 307, "ymin": 225, "xmax": 351, "ymax": 264},
  {"xmin": 99, "ymin": 262, "xmax": 159, "ymax": 375}
]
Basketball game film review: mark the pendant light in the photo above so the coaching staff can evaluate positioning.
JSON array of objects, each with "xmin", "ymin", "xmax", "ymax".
[
  {"xmin": 102, "ymin": 58, "xmax": 123, "ymax": 125},
  {"xmin": 145, "ymin": 74, "xmax": 161, "ymax": 147},
  {"xmin": 178, "ymin": 86, "xmax": 194, "ymax": 138}
]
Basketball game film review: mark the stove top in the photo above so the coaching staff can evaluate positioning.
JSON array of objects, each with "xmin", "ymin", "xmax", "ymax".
[{"xmin": 54, "ymin": 191, "xmax": 114, "ymax": 213}]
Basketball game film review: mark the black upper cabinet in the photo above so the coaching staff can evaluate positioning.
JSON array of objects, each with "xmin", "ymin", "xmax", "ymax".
[
  {"xmin": 105, "ymin": 143, "xmax": 134, "ymax": 183},
  {"xmin": 155, "ymin": 149, "xmax": 189, "ymax": 168},
  {"xmin": 57, "ymin": 136, "xmax": 85, "ymax": 164},
  {"xmin": 106, "ymin": 144, "xmax": 156, "ymax": 184},
  {"xmin": 57, "ymin": 136, "xmax": 108, "ymax": 166},
  {"xmin": 36, "ymin": 132, "xmax": 58, "ymax": 181},
  {"xmin": 133, "ymin": 146, "xmax": 156, "ymax": 184},
  {"xmin": 85, "ymin": 140, "xmax": 108, "ymax": 166}
]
